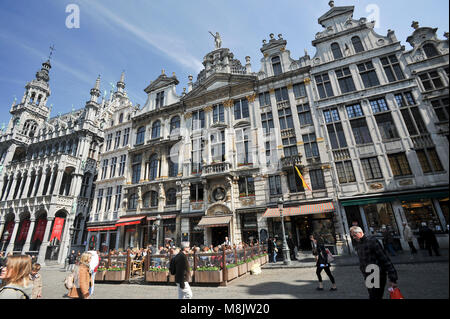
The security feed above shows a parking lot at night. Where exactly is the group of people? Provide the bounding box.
[0,252,42,299]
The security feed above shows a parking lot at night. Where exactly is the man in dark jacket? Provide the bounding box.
[350,226,398,300]
[419,222,440,256]
[169,242,192,299]
[67,250,77,272]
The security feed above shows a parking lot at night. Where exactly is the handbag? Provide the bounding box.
[389,288,404,299]
[325,248,334,263]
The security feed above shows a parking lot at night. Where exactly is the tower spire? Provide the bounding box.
[90,75,101,102]
[116,70,126,95]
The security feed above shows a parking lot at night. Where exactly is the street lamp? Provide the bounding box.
[277,198,291,265]
[1,230,10,253]
[66,226,75,269]
[152,214,161,248]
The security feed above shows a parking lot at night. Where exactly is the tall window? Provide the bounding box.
[128,193,137,210]
[151,120,161,139]
[430,98,449,122]
[351,36,365,53]
[213,104,225,123]
[119,155,126,176]
[105,187,113,211]
[293,83,307,99]
[234,99,249,120]
[272,56,282,76]
[388,153,412,177]
[350,118,373,145]
[190,183,204,202]
[210,130,225,162]
[287,168,304,193]
[358,61,380,88]
[282,137,298,157]
[315,73,334,99]
[236,127,252,165]
[238,176,255,197]
[310,169,325,190]
[96,189,104,212]
[361,157,383,180]
[114,131,121,149]
[269,175,282,195]
[149,154,159,180]
[395,92,428,136]
[114,186,122,211]
[106,133,113,151]
[346,103,364,118]
[369,97,389,114]
[275,87,289,103]
[261,111,274,135]
[336,67,356,94]
[166,188,177,205]
[119,113,124,124]
[335,161,356,184]
[101,159,108,180]
[144,191,158,208]
[416,148,444,173]
[136,126,145,145]
[168,146,179,177]
[331,42,343,59]
[419,71,444,91]
[191,137,204,174]
[375,113,399,140]
[156,91,164,108]
[297,103,313,126]
[192,110,205,130]
[278,107,294,130]
[303,133,319,159]
[422,43,439,58]
[380,55,405,83]
[170,116,180,134]
[110,157,117,178]
[324,108,347,149]
[131,154,142,184]
[123,128,130,146]
[259,92,271,107]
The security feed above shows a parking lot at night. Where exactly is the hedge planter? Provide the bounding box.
[95,270,106,282]
[238,263,247,276]
[226,266,238,281]
[105,270,126,281]
[146,270,169,282]
[246,259,255,270]
[195,270,223,283]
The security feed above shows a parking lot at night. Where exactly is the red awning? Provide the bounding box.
[263,202,335,218]
[115,216,146,227]
[147,214,177,221]
[87,226,117,232]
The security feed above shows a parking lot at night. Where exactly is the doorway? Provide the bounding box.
[211,226,228,247]
[296,216,312,251]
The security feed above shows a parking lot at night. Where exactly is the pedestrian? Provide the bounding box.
[30,263,42,299]
[350,226,398,300]
[310,235,337,291]
[381,226,396,256]
[87,250,99,296]
[223,236,231,246]
[419,222,440,256]
[67,250,77,272]
[0,255,33,299]
[169,241,192,299]
[67,252,92,299]
[402,222,417,257]
[287,235,297,261]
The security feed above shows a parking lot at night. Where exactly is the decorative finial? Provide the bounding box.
[161,69,165,75]
[172,72,176,77]
[262,39,267,44]
[269,33,275,40]
[411,21,419,30]
[304,48,309,56]
[48,44,56,61]
[278,34,283,40]
[120,71,125,83]
[188,75,193,82]
[329,0,335,7]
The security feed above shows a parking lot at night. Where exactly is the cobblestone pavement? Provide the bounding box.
[40,261,448,299]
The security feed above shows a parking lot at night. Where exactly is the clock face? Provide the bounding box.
[213,187,226,201]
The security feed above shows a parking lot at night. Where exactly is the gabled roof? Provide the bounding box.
[318,5,354,26]
[144,73,179,94]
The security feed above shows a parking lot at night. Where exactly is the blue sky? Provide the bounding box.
[0,0,448,125]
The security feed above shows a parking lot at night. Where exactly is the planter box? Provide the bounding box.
[95,270,106,282]
[105,270,126,281]
[195,270,223,283]
[169,270,193,283]
[145,271,168,282]
[238,263,247,276]
[226,266,238,281]
[247,260,254,270]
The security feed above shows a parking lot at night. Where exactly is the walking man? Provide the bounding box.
[170,242,192,299]
[402,222,417,257]
[350,226,398,300]
[419,222,441,256]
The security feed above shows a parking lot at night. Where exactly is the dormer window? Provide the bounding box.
[271,56,282,76]
[156,91,164,108]
[351,36,365,53]
[422,43,439,58]
[331,42,343,60]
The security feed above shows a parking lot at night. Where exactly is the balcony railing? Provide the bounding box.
[281,155,302,167]
[202,162,231,175]
[332,149,351,161]
[277,100,290,110]
[280,128,295,138]
[411,134,434,149]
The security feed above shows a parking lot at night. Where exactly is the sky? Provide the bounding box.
[0,0,448,125]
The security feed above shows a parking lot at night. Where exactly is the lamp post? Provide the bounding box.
[1,230,10,253]
[278,197,291,265]
[66,226,75,269]
[153,214,161,248]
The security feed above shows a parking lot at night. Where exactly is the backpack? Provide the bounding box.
[0,286,30,299]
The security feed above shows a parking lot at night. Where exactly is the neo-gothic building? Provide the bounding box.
[1,1,448,264]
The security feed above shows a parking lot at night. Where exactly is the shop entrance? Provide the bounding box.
[296,216,313,251]
[211,226,228,247]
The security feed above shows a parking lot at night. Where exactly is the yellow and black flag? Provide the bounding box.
[294,165,311,191]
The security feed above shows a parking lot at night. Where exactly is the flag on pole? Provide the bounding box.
[295,165,311,191]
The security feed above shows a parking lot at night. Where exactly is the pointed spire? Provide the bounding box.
[90,75,101,102]
[116,70,126,94]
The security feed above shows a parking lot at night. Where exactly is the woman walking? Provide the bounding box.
[0,255,33,299]
[67,252,92,299]
[310,235,337,291]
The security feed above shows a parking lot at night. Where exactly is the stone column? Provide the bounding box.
[37,217,54,265]
[21,172,32,199]
[21,217,36,253]
[70,173,83,197]
[36,171,48,197]
[6,176,17,200]
[59,217,73,264]
[0,222,5,239]
[54,169,64,196]
[17,173,28,199]
[160,148,169,178]
[6,218,19,253]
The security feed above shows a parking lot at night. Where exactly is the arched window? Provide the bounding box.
[331,43,343,59]
[423,43,439,58]
[128,193,137,209]
[136,126,145,145]
[36,95,42,105]
[149,154,159,180]
[151,120,161,139]
[30,92,35,104]
[170,116,180,134]
[22,120,38,137]
[166,188,177,206]
[351,36,365,53]
[150,191,159,207]
[271,56,282,76]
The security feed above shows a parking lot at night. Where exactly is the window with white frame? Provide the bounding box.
[114,186,122,211]
[114,131,121,149]
[236,127,252,165]
[192,110,205,130]
[234,99,249,120]
[261,111,274,135]
[324,108,347,150]
[105,187,113,211]
[269,175,282,195]
[123,128,130,146]
[278,107,294,130]
[191,137,204,174]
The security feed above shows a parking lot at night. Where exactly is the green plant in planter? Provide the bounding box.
[97,267,107,272]
[196,266,220,271]
[244,258,253,263]
[107,266,125,271]
[237,261,245,265]
[226,263,237,269]
[148,266,169,272]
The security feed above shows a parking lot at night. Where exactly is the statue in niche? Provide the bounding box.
[209,31,222,49]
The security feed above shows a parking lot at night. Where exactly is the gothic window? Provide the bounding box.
[331,42,343,59]
[22,120,38,137]
[351,36,365,53]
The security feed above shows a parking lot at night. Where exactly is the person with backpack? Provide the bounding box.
[67,252,92,299]
[0,255,33,299]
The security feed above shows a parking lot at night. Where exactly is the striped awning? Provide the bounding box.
[263,202,335,218]
[115,216,146,227]
[87,226,117,232]
[147,214,177,221]
[197,215,232,228]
